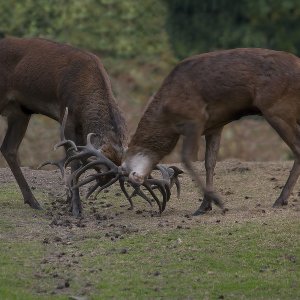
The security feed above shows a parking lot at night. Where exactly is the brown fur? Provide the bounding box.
[124,48,300,214]
[0,36,127,216]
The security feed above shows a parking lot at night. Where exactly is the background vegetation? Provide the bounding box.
[165,0,300,58]
[0,0,299,166]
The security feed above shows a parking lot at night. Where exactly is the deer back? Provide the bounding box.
[0,37,127,164]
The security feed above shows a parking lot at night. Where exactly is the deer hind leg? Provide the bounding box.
[198,127,223,213]
[0,110,41,209]
[178,121,224,215]
[264,111,300,207]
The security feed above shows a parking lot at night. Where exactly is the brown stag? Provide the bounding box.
[0,36,127,217]
[121,48,300,215]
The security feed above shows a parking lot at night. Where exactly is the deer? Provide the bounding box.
[0,36,128,217]
[118,48,300,215]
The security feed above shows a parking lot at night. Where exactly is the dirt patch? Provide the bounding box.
[1,160,300,296]
[1,160,300,233]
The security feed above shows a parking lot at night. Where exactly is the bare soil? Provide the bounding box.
[1,159,299,235]
[1,160,300,297]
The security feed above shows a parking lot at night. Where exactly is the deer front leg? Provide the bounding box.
[0,111,41,209]
[179,121,224,215]
[273,159,300,207]
[69,159,82,217]
[61,113,83,217]
[198,128,223,213]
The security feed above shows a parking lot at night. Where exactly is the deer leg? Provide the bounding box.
[63,128,83,217]
[264,113,300,207]
[179,121,224,215]
[0,111,41,209]
[274,160,300,206]
[199,128,223,213]
[69,160,82,217]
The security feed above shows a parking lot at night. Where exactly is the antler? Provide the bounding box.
[37,107,77,177]
[40,108,183,214]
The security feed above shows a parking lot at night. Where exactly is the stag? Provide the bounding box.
[120,48,300,215]
[0,36,127,217]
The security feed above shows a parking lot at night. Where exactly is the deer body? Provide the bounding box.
[123,48,300,214]
[0,37,127,216]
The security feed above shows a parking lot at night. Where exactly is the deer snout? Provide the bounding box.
[120,161,144,185]
[129,171,145,185]
[122,153,152,185]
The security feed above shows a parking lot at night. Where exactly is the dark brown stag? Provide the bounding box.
[121,48,300,215]
[0,36,127,216]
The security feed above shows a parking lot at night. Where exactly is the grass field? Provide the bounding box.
[0,161,299,299]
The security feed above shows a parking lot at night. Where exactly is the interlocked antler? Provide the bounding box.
[40,108,183,214]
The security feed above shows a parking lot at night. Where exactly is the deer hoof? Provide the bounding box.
[192,197,213,216]
[72,208,82,218]
[26,198,42,210]
[273,198,288,207]
[192,206,210,216]
[199,198,213,212]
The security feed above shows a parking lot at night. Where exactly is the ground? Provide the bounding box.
[0,160,299,299]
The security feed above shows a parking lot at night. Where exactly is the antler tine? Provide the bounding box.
[37,157,66,178]
[64,141,118,171]
[86,182,99,200]
[71,160,114,183]
[155,165,183,199]
[72,171,111,190]
[64,151,94,168]
[78,133,118,170]
[86,132,96,148]
[172,176,181,198]
[135,188,154,207]
[142,181,164,215]
[119,177,134,209]
[153,164,183,199]
[39,107,82,184]
[54,140,78,152]
[119,177,153,209]
[147,178,171,201]
[155,165,171,181]
[145,178,170,212]
[168,166,184,198]
[53,107,78,152]
[87,175,119,199]
[168,165,184,177]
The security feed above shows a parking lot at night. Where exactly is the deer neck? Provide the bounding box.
[80,94,128,165]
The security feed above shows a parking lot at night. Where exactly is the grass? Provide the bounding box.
[0,183,299,299]
[83,222,300,299]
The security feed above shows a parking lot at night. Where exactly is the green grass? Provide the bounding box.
[82,223,300,299]
[0,183,299,299]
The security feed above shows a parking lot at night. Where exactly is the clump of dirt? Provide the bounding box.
[2,160,300,233]
[1,159,300,296]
